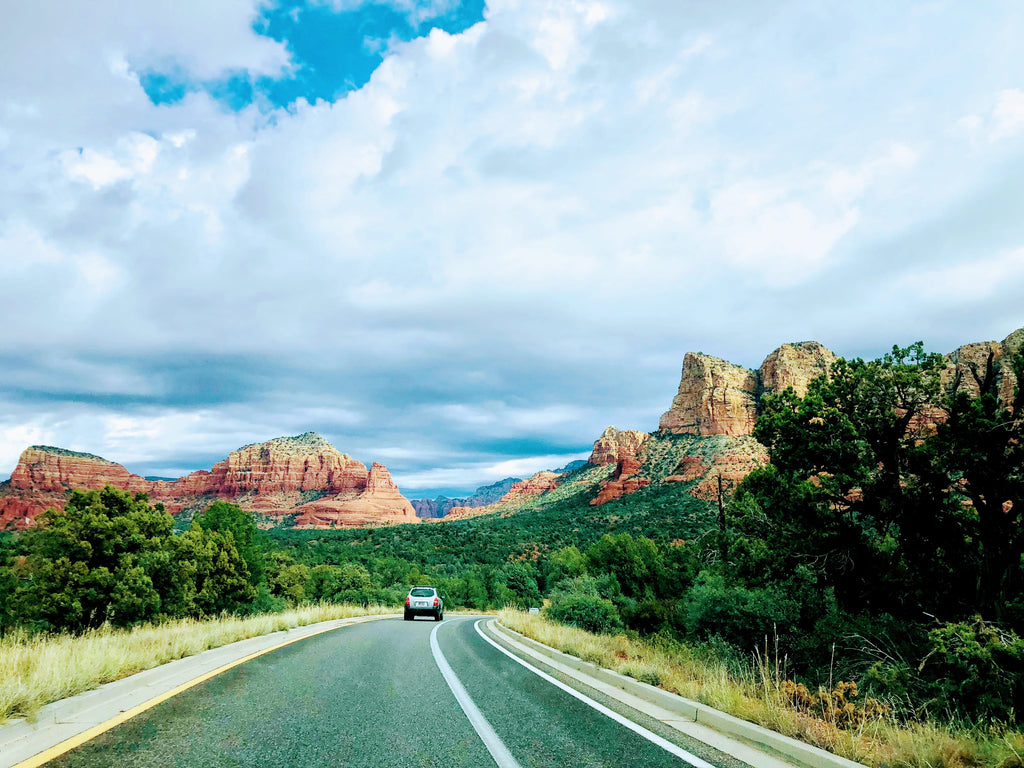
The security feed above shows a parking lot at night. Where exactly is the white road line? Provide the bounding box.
[474,620,718,768]
[430,622,523,768]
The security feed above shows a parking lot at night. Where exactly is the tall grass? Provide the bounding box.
[498,610,1024,768]
[0,604,395,723]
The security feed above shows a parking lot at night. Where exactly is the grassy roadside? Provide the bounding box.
[498,610,1024,768]
[0,604,397,724]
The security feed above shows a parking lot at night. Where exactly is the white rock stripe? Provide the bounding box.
[474,620,718,768]
[429,623,523,768]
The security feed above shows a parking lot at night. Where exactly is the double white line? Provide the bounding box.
[429,619,716,768]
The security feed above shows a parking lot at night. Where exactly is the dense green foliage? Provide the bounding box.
[725,342,1024,722]
[2,489,257,632]
[1,338,1020,727]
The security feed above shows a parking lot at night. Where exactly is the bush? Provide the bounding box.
[545,592,623,634]
[679,573,801,651]
[545,576,624,634]
[919,618,1024,722]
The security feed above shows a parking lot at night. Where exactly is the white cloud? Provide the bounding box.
[393,452,590,491]
[0,424,55,475]
[2,0,1024,490]
[990,89,1024,141]
[901,248,1024,302]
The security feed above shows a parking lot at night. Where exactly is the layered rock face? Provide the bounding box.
[10,447,152,494]
[658,353,759,436]
[588,426,649,466]
[942,329,1022,409]
[172,432,368,498]
[0,433,418,530]
[588,426,652,505]
[292,462,418,528]
[759,342,837,398]
[444,471,563,520]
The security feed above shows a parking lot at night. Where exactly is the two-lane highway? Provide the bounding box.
[41,617,747,767]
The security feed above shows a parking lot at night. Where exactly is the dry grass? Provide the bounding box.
[498,610,1023,768]
[0,604,395,723]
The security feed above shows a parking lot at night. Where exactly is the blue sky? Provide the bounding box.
[141,0,485,110]
[1,1,1024,497]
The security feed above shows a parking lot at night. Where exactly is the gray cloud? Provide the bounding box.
[2,0,1023,496]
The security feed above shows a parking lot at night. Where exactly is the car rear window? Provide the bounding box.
[410,588,435,597]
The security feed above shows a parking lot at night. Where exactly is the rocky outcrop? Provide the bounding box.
[175,432,368,497]
[0,434,418,530]
[943,329,1022,410]
[588,427,652,505]
[499,472,561,504]
[588,426,649,466]
[759,342,836,398]
[291,463,418,528]
[591,455,651,505]
[10,447,152,495]
[444,471,564,520]
[659,353,759,436]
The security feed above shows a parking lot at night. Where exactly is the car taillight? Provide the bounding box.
[433,598,439,607]
[405,597,410,606]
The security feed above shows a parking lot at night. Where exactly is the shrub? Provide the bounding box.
[545,592,623,634]
[919,618,1024,722]
[545,576,624,634]
[679,573,801,651]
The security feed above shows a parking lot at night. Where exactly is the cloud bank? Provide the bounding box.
[2,1,1023,495]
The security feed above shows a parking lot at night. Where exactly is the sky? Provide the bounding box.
[2,1,1024,498]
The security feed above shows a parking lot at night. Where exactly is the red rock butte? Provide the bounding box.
[0,432,419,530]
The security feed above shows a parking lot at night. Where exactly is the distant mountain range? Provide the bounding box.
[2,327,1020,531]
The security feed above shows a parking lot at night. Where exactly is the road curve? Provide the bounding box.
[41,617,746,768]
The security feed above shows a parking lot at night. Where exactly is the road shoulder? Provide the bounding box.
[485,619,867,768]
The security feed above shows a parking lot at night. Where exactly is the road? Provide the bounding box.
[42,617,749,768]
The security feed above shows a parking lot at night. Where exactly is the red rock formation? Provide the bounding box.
[291,463,418,528]
[759,341,837,398]
[174,433,369,498]
[499,472,561,504]
[0,434,418,530]
[659,353,758,436]
[0,494,49,530]
[942,329,1021,410]
[10,447,152,494]
[588,426,649,466]
[688,443,770,500]
[591,456,651,505]
[444,470,563,520]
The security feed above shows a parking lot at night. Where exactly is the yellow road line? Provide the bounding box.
[12,615,388,768]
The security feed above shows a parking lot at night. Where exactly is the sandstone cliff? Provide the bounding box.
[10,447,153,495]
[759,341,837,398]
[0,433,418,530]
[658,353,759,436]
[588,426,649,466]
[942,329,1022,409]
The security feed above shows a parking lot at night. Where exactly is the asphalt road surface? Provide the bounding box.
[44,617,750,768]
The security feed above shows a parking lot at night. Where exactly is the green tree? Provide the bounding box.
[167,524,256,617]
[929,347,1024,622]
[12,487,175,631]
[586,533,662,600]
[265,552,310,604]
[194,502,266,587]
[501,561,541,608]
